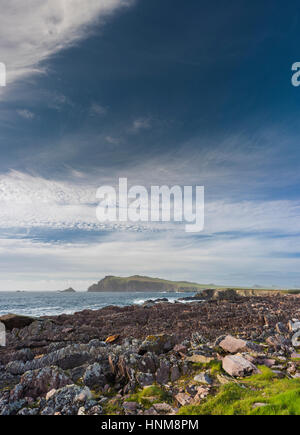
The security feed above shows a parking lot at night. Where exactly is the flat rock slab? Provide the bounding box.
[0,314,37,331]
[219,336,261,353]
[292,331,300,348]
[219,336,248,353]
[175,393,192,406]
[288,321,300,333]
[194,373,213,385]
[222,354,259,377]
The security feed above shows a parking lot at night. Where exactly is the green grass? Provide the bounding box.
[189,360,223,380]
[125,385,171,409]
[103,398,123,415]
[178,367,300,415]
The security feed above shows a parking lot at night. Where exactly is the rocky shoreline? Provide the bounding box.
[0,292,300,415]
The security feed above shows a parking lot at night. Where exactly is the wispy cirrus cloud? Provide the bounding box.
[17,109,35,120]
[1,170,300,237]
[0,0,134,91]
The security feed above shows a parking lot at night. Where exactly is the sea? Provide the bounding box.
[0,291,197,317]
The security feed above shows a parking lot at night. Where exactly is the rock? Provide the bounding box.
[70,366,86,383]
[60,288,76,293]
[77,407,85,415]
[0,400,27,416]
[83,363,106,389]
[266,335,289,351]
[46,389,57,401]
[222,355,259,377]
[43,385,84,415]
[156,360,170,385]
[191,332,208,345]
[123,402,138,413]
[153,403,174,414]
[136,373,154,387]
[200,289,243,301]
[41,406,55,415]
[86,405,103,415]
[292,331,300,348]
[54,347,91,370]
[75,387,92,403]
[15,348,34,362]
[144,407,158,415]
[194,372,213,385]
[219,336,261,353]
[6,360,26,376]
[288,320,300,333]
[139,334,175,355]
[175,393,192,407]
[287,363,297,375]
[10,366,71,401]
[214,335,227,347]
[185,355,214,364]
[13,344,92,374]
[17,408,39,415]
[173,344,187,355]
[275,322,288,334]
[170,365,180,382]
[261,359,276,368]
[0,314,37,331]
[191,385,211,403]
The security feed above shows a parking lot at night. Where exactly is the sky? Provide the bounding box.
[1,0,300,290]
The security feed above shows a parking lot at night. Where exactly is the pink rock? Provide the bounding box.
[219,336,248,353]
[222,354,259,377]
[175,393,192,406]
[153,403,174,414]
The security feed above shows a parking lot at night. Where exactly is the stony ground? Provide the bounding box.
[0,294,300,415]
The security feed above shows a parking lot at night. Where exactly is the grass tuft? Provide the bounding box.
[178,367,300,415]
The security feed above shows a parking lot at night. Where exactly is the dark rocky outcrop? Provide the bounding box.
[0,314,37,331]
[197,288,284,301]
[59,288,76,293]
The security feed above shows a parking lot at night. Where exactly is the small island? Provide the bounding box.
[59,287,76,293]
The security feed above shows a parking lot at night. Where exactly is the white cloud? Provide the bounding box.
[131,117,152,132]
[1,170,300,290]
[90,103,107,117]
[105,136,120,145]
[1,170,300,235]
[1,230,300,291]
[0,0,134,90]
[17,109,35,120]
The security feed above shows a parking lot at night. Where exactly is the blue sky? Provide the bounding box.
[1,0,300,290]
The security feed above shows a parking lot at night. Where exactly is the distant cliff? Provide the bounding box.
[87,275,202,293]
[197,288,286,301]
